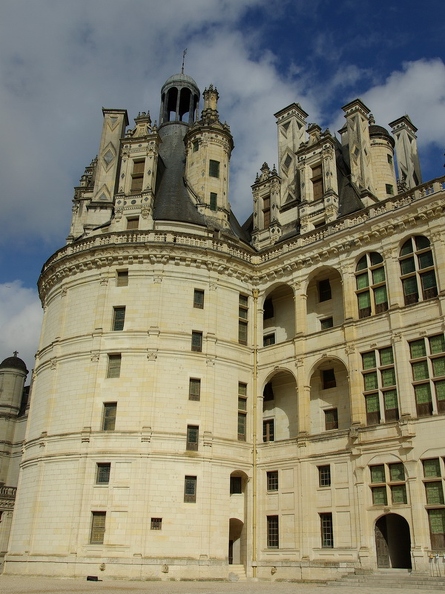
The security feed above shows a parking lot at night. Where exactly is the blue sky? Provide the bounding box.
[0,0,444,372]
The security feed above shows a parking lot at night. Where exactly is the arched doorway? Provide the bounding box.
[228,518,244,565]
[375,514,411,569]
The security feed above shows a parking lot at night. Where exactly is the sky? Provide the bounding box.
[0,0,444,375]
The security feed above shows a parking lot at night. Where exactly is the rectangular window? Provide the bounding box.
[193,140,199,152]
[428,509,445,550]
[116,270,128,286]
[90,512,106,544]
[96,463,111,485]
[312,164,324,201]
[267,515,279,548]
[209,159,220,178]
[126,216,139,230]
[425,482,444,505]
[186,425,199,451]
[238,383,247,441]
[102,402,117,431]
[184,476,197,503]
[423,458,441,478]
[263,196,271,228]
[238,294,248,345]
[107,354,121,378]
[385,184,394,195]
[362,347,398,424]
[230,476,242,494]
[193,288,204,309]
[267,471,279,491]
[112,306,126,331]
[321,317,333,330]
[322,369,336,389]
[263,419,274,442]
[189,378,201,401]
[370,464,385,483]
[324,408,338,430]
[320,513,333,548]
[372,486,388,505]
[318,465,331,487]
[150,517,162,530]
[318,279,331,302]
[263,333,275,347]
[191,331,202,352]
[130,159,145,193]
[210,192,217,211]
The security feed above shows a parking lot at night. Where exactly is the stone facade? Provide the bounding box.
[3,72,445,581]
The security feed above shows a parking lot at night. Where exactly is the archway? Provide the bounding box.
[228,518,244,565]
[375,514,411,569]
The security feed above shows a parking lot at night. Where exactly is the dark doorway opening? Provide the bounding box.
[375,514,411,569]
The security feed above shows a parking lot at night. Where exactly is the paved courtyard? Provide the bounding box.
[1,575,445,594]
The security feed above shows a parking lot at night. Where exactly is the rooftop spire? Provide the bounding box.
[181,48,187,74]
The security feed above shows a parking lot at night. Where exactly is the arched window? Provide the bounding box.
[355,252,388,318]
[399,236,437,305]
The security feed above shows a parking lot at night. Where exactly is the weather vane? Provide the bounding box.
[181,48,187,74]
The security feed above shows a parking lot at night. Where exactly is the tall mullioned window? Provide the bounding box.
[362,346,398,425]
[355,252,388,318]
[112,307,126,331]
[422,458,445,549]
[409,334,445,417]
[238,294,248,345]
[369,463,407,506]
[90,512,106,544]
[320,513,333,548]
[238,382,247,441]
[267,515,279,548]
[399,236,437,305]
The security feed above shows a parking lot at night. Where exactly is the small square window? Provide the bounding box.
[322,369,336,389]
[191,331,203,352]
[112,307,126,331]
[267,471,278,491]
[193,289,204,309]
[96,463,111,485]
[318,279,332,302]
[150,517,162,530]
[126,217,139,230]
[318,465,331,487]
[116,270,128,286]
[321,317,333,330]
[263,333,275,347]
[184,476,197,503]
[107,354,121,378]
[186,425,199,451]
[102,402,117,431]
[189,378,201,401]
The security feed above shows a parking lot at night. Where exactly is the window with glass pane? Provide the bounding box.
[412,360,429,381]
[423,459,441,477]
[324,408,338,430]
[366,394,380,425]
[430,335,445,354]
[389,463,405,482]
[435,381,445,412]
[364,372,378,391]
[400,236,437,305]
[189,378,201,401]
[90,512,106,544]
[184,476,197,502]
[209,159,220,178]
[410,339,426,359]
[193,289,204,309]
[356,252,388,317]
[372,487,387,505]
[238,383,247,440]
[384,390,399,421]
[415,384,433,416]
[425,482,444,504]
[267,471,279,491]
[96,463,111,484]
[239,294,248,345]
[381,368,396,387]
[263,419,274,442]
[362,352,376,369]
[380,347,394,366]
[191,331,202,352]
[107,354,121,378]
[102,403,117,431]
[320,513,334,548]
[432,358,445,377]
[267,515,279,548]
[428,509,445,549]
[391,484,407,504]
[186,425,199,450]
[112,307,125,331]
[318,465,331,487]
[370,465,385,483]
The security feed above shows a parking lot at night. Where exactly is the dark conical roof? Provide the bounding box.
[0,354,28,373]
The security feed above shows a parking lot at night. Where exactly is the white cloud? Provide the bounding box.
[0,282,42,377]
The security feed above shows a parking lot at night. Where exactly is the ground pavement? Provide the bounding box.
[1,576,445,594]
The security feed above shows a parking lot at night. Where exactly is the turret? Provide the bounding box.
[0,353,28,417]
[389,115,422,191]
[184,85,234,228]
